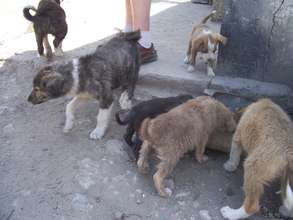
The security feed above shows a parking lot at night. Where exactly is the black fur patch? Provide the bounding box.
[116,94,194,160]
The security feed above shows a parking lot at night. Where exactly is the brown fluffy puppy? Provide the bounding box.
[221,99,293,220]
[137,96,236,197]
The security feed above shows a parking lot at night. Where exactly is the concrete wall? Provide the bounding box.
[217,0,293,89]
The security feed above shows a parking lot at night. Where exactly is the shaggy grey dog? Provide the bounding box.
[28,30,141,139]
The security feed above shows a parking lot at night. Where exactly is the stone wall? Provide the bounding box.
[217,0,293,89]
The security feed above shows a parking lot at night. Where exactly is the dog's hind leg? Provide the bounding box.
[53,37,64,56]
[35,32,44,56]
[137,140,152,174]
[63,96,85,133]
[195,137,209,163]
[184,40,192,64]
[124,125,135,146]
[153,150,180,197]
[224,140,242,172]
[221,153,285,220]
[43,35,53,59]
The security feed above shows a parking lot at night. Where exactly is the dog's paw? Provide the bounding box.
[183,56,190,64]
[119,92,132,110]
[279,205,293,217]
[158,187,172,198]
[54,47,64,56]
[137,159,149,174]
[223,161,238,172]
[63,121,74,133]
[63,126,72,133]
[207,69,215,77]
[89,128,105,140]
[187,65,195,72]
[196,154,208,164]
[221,206,239,220]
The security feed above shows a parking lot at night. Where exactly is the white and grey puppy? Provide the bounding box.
[28,30,141,139]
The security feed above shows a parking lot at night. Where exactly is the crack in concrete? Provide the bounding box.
[265,0,285,75]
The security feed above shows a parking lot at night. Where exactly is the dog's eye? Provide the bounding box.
[34,87,40,92]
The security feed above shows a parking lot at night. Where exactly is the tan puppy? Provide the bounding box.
[184,10,227,76]
[221,99,293,220]
[137,96,236,197]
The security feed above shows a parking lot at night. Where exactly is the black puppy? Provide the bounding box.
[116,94,193,160]
[23,0,67,59]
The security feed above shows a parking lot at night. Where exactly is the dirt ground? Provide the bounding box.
[0,1,287,220]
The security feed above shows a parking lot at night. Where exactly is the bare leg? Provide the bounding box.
[224,141,242,172]
[130,0,151,32]
[137,140,152,174]
[125,0,133,29]
[90,103,113,140]
[63,96,85,133]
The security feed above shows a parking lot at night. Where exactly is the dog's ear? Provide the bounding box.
[212,33,227,46]
[41,73,65,97]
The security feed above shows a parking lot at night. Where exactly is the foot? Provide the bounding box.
[137,158,149,174]
[223,160,238,172]
[89,127,105,140]
[138,43,158,64]
[184,55,190,64]
[63,123,74,133]
[279,205,293,218]
[196,154,208,163]
[187,65,195,72]
[54,47,64,56]
[221,206,250,220]
[207,68,215,77]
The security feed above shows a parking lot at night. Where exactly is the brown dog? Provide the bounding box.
[184,10,227,76]
[137,96,236,197]
[221,99,293,220]
[23,0,67,59]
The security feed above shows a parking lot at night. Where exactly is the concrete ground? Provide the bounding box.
[0,0,286,220]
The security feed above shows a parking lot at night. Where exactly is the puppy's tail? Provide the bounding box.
[281,159,293,212]
[122,30,141,42]
[115,111,129,125]
[201,10,216,24]
[139,118,152,141]
[23,6,37,22]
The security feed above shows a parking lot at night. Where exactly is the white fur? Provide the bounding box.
[90,103,113,140]
[67,59,79,96]
[54,43,64,56]
[187,65,195,72]
[119,91,132,110]
[63,96,80,132]
[284,180,293,211]
[221,206,250,220]
[207,66,215,77]
[184,55,190,64]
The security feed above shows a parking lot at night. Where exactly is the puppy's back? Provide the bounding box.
[237,99,293,152]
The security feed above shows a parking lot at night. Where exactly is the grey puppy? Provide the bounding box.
[28,30,141,139]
